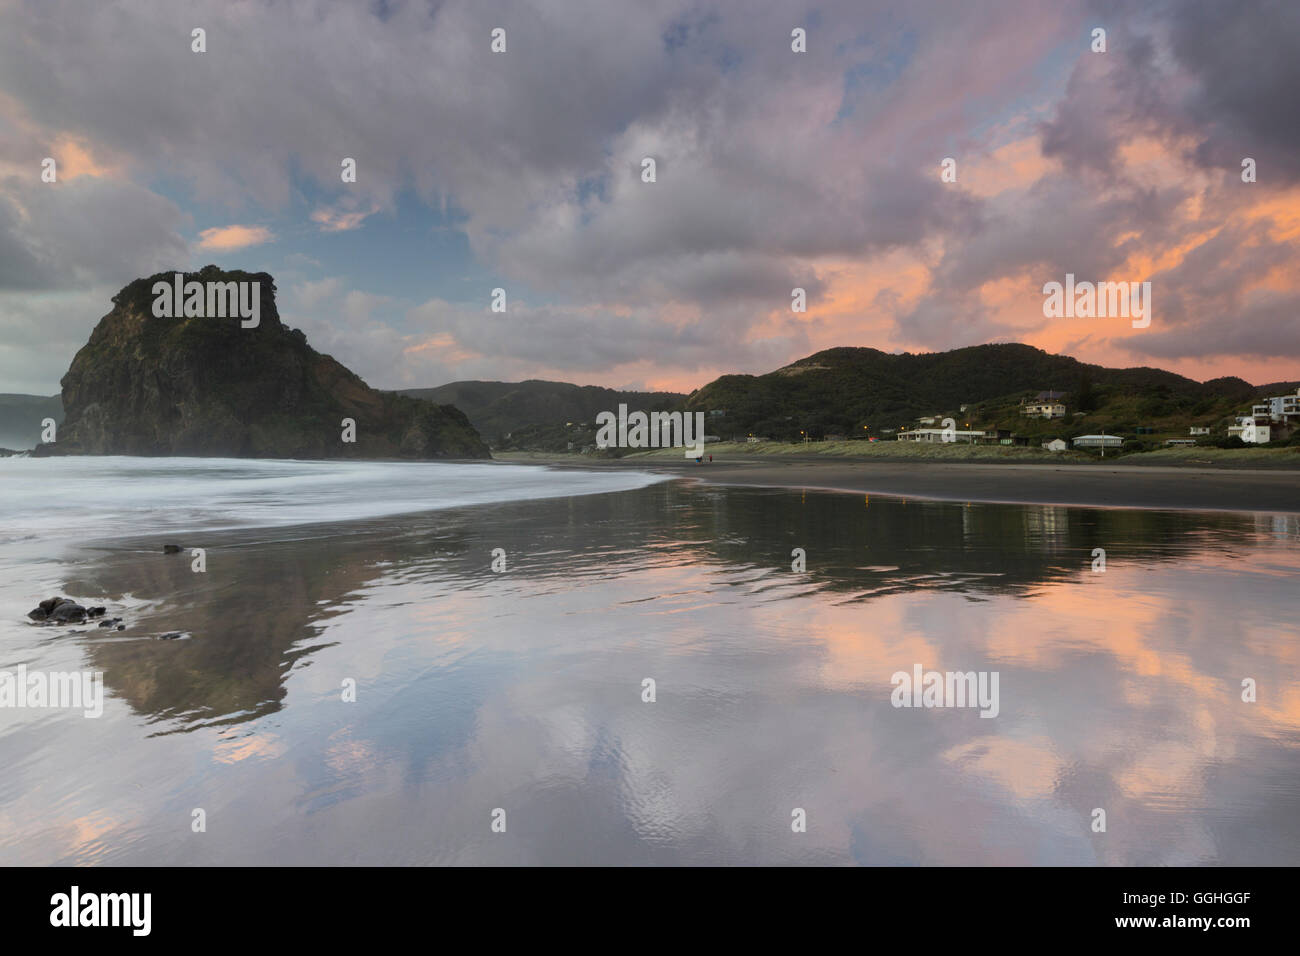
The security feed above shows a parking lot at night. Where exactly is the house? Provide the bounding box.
[1165,438,1197,446]
[1041,438,1068,452]
[897,428,986,443]
[1020,398,1067,419]
[1228,417,1272,444]
[745,436,769,443]
[1253,388,1300,421]
[916,416,939,426]
[1189,426,1210,435]
[1072,434,1123,449]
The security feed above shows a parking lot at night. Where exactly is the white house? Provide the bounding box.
[1041,438,1068,452]
[1165,438,1197,446]
[1072,434,1122,449]
[897,428,986,444]
[1228,417,1272,444]
[1189,426,1210,435]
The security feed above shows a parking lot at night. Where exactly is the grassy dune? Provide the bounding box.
[622,440,1088,462]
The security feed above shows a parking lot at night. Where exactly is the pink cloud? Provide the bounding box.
[195,225,274,251]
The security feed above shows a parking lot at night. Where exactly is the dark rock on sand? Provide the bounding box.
[163,544,182,554]
[28,596,87,623]
[50,601,87,623]
[158,632,183,640]
[87,606,106,617]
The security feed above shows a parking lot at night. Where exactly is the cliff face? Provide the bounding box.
[43,266,490,459]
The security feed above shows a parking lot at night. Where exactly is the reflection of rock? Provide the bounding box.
[61,484,1260,732]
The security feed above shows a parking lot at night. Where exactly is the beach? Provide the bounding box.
[2,456,1298,865]
[500,454,1300,514]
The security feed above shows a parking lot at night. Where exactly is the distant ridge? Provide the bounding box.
[0,393,62,451]
[397,380,686,443]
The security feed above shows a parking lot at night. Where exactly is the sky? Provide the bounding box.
[1,0,1298,396]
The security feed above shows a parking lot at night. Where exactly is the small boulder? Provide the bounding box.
[49,601,87,623]
[28,596,80,622]
[87,606,106,618]
[162,544,182,554]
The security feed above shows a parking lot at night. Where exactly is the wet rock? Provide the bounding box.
[97,617,123,628]
[163,544,182,554]
[49,601,88,623]
[158,632,183,640]
[116,624,125,631]
[87,606,106,618]
[28,596,86,623]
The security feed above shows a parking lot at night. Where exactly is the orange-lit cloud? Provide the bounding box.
[196,224,275,251]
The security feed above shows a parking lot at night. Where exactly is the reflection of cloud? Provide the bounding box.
[213,732,287,765]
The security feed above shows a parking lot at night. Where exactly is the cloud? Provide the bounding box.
[0,0,1297,389]
[195,224,274,251]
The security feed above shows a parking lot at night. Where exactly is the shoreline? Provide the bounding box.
[499,453,1300,514]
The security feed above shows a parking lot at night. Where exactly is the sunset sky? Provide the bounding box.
[1,0,1297,396]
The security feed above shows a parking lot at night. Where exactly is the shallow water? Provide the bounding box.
[1,458,1298,864]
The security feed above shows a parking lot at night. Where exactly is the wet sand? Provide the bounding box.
[512,456,1300,513]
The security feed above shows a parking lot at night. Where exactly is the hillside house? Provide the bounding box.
[1020,392,1067,419]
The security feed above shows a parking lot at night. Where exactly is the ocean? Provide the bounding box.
[1,456,1297,864]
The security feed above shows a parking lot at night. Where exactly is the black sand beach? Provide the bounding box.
[510,456,1300,514]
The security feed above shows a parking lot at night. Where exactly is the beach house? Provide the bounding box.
[1071,434,1122,450]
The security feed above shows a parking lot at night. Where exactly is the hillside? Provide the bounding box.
[685,344,1287,443]
[398,380,685,445]
[38,266,490,459]
[0,393,63,451]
